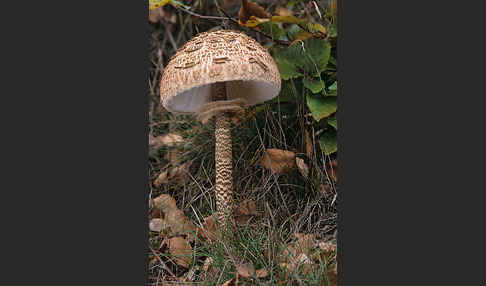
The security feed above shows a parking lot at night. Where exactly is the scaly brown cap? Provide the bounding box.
[160,30,281,114]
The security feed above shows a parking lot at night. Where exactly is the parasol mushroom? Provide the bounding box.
[160,29,281,225]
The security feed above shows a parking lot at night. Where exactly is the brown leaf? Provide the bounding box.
[168,236,192,268]
[149,7,166,23]
[296,157,309,178]
[149,218,167,232]
[234,199,259,225]
[153,170,169,187]
[161,133,184,146]
[152,194,198,241]
[198,215,217,243]
[154,162,191,187]
[201,257,220,278]
[276,7,293,17]
[262,149,295,174]
[238,0,270,25]
[202,257,213,272]
[168,162,190,183]
[149,133,183,155]
[280,233,318,274]
[319,241,337,260]
[255,267,268,278]
[294,233,316,256]
[237,263,255,278]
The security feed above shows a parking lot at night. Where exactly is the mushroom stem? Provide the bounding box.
[212,82,234,225]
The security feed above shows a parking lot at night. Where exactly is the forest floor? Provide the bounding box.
[148,1,338,285]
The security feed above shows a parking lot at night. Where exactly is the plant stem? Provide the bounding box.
[212,82,234,225]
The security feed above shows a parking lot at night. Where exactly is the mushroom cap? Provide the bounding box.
[160,30,281,114]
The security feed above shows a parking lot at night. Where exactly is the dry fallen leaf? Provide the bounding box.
[168,236,192,268]
[319,241,337,259]
[153,170,168,187]
[198,215,217,243]
[262,149,295,174]
[152,194,198,241]
[201,257,220,278]
[234,199,259,225]
[294,233,316,257]
[149,218,167,232]
[280,233,318,274]
[202,257,213,272]
[149,6,174,23]
[168,162,190,183]
[149,133,184,155]
[238,0,270,24]
[153,162,191,187]
[296,157,309,178]
[255,267,268,278]
[161,133,184,146]
[237,263,255,278]
[276,7,293,17]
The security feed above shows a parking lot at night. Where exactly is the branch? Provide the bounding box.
[175,3,291,46]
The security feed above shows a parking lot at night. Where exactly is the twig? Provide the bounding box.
[175,6,228,20]
[175,3,291,46]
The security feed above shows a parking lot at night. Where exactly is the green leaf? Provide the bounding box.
[303,77,324,93]
[275,57,302,80]
[330,23,338,37]
[287,24,302,40]
[327,114,337,129]
[328,81,337,91]
[319,129,337,155]
[304,38,331,76]
[260,23,285,41]
[274,46,303,80]
[306,95,337,121]
[328,57,337,67]
[275,38,331,79]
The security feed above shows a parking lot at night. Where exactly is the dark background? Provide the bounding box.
[1,0,483,284]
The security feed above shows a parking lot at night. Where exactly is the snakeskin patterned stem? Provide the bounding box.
[212,82,234,225]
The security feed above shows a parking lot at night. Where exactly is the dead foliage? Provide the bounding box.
[238,0,270,24]
[152,194,198,242]
[261,149,296,174]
